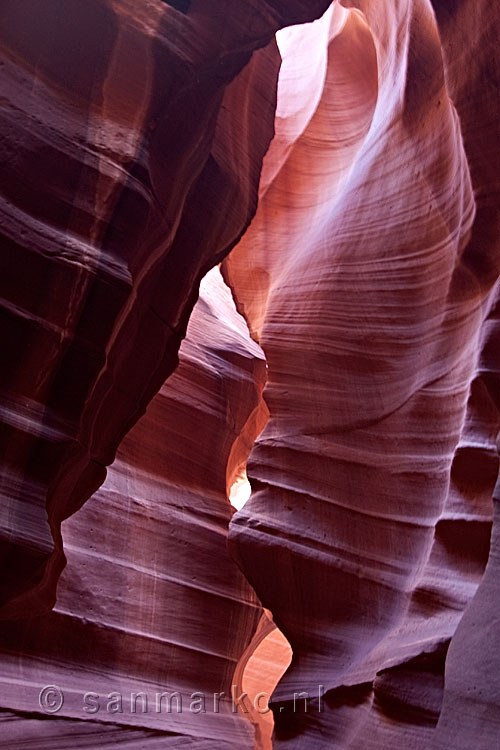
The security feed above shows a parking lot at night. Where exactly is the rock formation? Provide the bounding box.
[224,1,500,747]
[0,267,269,747]
[0,0,331,620]
[1,0,500,748]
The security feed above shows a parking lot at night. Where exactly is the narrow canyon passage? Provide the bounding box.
[0,1,500,749]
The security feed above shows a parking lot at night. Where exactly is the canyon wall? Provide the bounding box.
[224,1,500,747]
[0,268,269,747]
[0,0,331,620]
[1,1,500,748]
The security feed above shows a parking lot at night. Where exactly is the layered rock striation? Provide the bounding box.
[0,0,330,619]
[225,1,500,746]
[0,268,269,746]
[1,1,500,748]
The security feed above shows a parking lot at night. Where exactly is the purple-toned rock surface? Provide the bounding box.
[224,1,500,747]
[0,268,269,746]
[0,0,331,620]
[1,1,500,748]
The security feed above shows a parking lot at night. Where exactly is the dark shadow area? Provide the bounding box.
[161,0,190,13]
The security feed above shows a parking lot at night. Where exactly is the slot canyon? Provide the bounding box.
[0,1,499,748]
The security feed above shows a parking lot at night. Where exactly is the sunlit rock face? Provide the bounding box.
[0,268,269,747]
[225,0,500,747]
[0,0,331,619]
[1,0,500,749]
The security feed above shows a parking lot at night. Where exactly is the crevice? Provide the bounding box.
[160,0,190,14]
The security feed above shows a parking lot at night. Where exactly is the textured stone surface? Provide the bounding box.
[1,0,500,748]
[0,0,330,619]
[224,1,500,746]
[0,268,268,746]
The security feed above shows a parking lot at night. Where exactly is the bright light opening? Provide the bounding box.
[229,472,252,510]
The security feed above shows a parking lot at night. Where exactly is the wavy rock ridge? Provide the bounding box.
[0,268,269,747]
[0,0,330,619]
[1,1,500,749]
[225,1,500,747]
